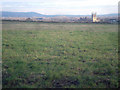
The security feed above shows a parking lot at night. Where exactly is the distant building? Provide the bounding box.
[92,12,100,22]
[109,19,117,23]
[36,18,43,20]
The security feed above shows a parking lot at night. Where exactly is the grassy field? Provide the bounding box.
[2,21,118,88]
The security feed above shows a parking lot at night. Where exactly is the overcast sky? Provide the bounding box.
[1,0,119,15]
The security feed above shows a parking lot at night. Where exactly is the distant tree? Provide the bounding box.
[26,18,32,21]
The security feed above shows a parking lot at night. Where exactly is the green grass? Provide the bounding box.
[2,21,118,88]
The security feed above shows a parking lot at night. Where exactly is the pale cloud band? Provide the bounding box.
[1,0,119,15]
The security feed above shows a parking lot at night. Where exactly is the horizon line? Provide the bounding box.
[1,11,118,16]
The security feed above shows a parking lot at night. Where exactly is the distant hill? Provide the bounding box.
[1,11,118,17]
[1,11,45,17]
[98,13,118,17]
[1,11,91,17]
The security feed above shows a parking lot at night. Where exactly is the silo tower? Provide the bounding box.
[92,12,97,22]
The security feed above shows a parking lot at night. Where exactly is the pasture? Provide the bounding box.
[2,21,118,88]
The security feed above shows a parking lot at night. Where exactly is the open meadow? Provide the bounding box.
[2,21,118,88]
